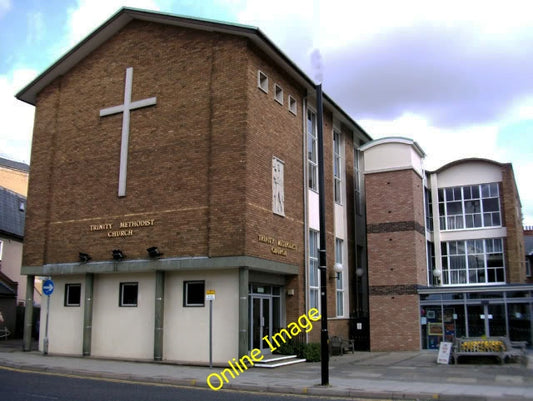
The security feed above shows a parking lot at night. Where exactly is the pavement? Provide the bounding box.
[0,339,532,401]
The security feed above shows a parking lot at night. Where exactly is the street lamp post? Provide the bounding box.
[316,83,329,386]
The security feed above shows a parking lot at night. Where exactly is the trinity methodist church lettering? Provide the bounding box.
[89,219,156,237]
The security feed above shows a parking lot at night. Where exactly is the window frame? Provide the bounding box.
[308,230,320,312]
[288,95,297,115]
[184,280,206,307]
[274,84,283,104]
[438,183,501,231]
[258,71,268,93]
[64,283,81,307]
[354,147,363,216]
[441,238,505,286]
[335,238,344,317]
[119,282,139,307]
[333,130,342,205]
[307,109,318,191]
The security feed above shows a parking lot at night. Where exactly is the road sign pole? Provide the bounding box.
[42,278,55,355]
[209,299,213,368]
[44,293,50,355]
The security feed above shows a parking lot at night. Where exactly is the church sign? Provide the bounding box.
[257,234,297,257]
[89,219,156,238]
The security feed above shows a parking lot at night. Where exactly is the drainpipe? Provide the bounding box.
[23,275,35,352]
[82,273,94,356]
[154,270,165,361]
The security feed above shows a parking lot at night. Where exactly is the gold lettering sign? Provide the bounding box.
[88,219,156,237]
[258,234,297,257]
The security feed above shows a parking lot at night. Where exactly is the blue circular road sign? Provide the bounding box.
[43,279,55,296]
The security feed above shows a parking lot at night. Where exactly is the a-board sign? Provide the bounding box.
[206,289,216,301]
[437,341,453,364]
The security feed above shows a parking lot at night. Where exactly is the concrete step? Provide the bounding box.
[254,354,307,368]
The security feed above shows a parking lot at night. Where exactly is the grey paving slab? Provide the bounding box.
[0,340,532,400]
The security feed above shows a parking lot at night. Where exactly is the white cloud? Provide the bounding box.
[358,114,504,169]
[0,0,11,19]
[65,0,160,48]
[0,69,38,163]
[26,11,45,45]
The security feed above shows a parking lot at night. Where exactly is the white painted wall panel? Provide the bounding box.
[163,269,239,364]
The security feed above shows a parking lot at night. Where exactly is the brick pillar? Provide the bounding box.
[365,169,427,351]
[501,164,526,283]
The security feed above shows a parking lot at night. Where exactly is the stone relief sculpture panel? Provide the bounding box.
[272,157,285,216]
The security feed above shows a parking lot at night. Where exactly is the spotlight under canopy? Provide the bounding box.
[112,249,125,261]
[147,246,163,258]
[79,252,91,263]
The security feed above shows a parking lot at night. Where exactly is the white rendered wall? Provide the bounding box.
[163,269,239,364]
[436,161,502,188]
[440,227,507,242]
[39,275,85,355]
[91,272,155,360]
[363,142,424,177]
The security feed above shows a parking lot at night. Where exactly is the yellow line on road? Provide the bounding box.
[0,364,204,390]
[0,364,392,400]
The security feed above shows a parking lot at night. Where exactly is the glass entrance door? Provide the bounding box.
[251,296,272,353]
[467,303,508,337]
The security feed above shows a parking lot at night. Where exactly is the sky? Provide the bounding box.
[0,0,532,224]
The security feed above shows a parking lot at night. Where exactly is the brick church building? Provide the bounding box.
[16,8,531,363]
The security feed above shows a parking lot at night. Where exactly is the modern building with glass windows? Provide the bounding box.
[360,137,531,351]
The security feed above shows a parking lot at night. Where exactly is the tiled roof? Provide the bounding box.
[525,234,533,255]
[0,186,26,239]
[0,281,16,296]
[0,157,29,172]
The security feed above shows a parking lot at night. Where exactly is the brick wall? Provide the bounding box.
[22,21,306,267]
[23,18,358,343]
[501,164,526,283]
[369,294,420,351]
[365,168,426,351]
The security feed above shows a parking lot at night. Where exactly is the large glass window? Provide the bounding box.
[309,230,319,311]
[307,110,318,191]
[438,183,501,230]
[441,238,505,285]
[333,131,342,204]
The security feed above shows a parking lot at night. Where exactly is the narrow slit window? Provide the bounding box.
[274,84,283,104]
[288,95,297,115]
[258,71,268,93]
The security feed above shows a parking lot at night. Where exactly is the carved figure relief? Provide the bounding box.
[272,157,285,216]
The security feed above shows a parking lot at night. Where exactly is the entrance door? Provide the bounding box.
[251,296,272,353]
[467,303,507,337]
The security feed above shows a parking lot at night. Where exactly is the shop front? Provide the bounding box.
[419,285,533,349]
